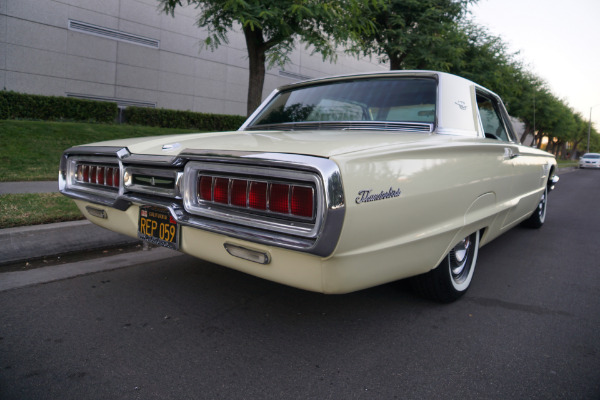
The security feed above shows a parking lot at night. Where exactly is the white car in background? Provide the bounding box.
[578,153,600,168]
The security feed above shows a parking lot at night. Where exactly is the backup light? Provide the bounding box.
[224,243,271,264]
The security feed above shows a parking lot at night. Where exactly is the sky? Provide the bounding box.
[468,0,600,131]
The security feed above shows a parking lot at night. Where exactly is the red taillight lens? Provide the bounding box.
[75,163,119,188]
[106,167,114,187]
[194,173,314,219]
[214,177,229,204]
[231,179,248,207]
[269,183,290,214]
[249,181,267,210]
[291,185,314,218]
[97,167,105,185]
[198,176,213,201]
[90,166,97,184]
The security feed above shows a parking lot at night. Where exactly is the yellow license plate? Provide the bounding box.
[138,206,179,250]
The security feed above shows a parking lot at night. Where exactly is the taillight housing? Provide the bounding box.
[75,162,120,189]
[196,175,314,219]
[183,161,324,239]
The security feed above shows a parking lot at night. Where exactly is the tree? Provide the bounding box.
[159,0,378,116]
[348,0,473,71]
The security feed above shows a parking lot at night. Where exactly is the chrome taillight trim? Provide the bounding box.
[63,155,121,199]
[183,162,323,238]
[59,146,346,256]
[197,175,315,219]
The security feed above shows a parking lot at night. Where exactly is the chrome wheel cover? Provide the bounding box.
[449,234,476,286]
[537,188,547,223]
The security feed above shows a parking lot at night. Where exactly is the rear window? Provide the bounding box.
[250,77,437,126]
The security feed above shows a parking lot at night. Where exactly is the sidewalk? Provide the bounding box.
[0,181,58,194]
[0,181,139,265]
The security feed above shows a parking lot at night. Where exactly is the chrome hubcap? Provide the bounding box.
[538,188,547,222]
[450,236,472,283]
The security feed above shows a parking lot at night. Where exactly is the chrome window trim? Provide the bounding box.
[240,72,440,133]
[244,121,433,133]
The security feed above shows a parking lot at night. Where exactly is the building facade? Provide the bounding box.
[1,0,387,116]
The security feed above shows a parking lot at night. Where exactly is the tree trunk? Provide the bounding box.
[547,139,556,155]
[520,126,533,144]
[534,134,543,149]
[571,139,582,159]
[243,26,267,117]
[388,52,404,70]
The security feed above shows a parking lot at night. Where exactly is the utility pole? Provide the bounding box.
[588,104,600,154]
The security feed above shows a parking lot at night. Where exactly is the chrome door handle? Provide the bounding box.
[504,148,519,160]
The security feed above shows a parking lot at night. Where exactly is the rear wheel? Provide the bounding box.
[411,231,480,303]
[522,185,547,229]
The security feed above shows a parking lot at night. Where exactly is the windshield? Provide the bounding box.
[583,154,600,159]
[249,77,437,127]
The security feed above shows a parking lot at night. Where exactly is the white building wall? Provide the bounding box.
[0,0,387,116]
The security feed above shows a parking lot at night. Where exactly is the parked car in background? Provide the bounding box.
[59,71,558,302]
[578,153,600,168]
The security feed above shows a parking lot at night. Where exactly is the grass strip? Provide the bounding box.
[0,193,84,229]
[0,120,198,182]
[557,159,578,168]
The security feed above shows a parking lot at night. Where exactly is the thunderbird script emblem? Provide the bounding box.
[356,187,401,204]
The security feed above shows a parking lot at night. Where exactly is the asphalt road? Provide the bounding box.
[1,169,599,400]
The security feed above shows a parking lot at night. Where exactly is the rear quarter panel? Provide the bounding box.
[320,136,551,292]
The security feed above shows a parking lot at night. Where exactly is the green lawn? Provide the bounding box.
[0,120,198,182]
[557,159,578,168]
[0,193,84,229]
[0,120,200,228]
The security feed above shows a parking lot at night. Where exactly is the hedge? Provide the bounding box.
[0,91,247,131]
[123,106,246,131]
[0,91,117,123]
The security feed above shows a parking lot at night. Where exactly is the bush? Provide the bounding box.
[123,106,246,131]
[0,95,8,120]
[0,91,247,131]
[0,91,118,123]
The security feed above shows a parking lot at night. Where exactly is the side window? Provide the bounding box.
[476,93,510,141]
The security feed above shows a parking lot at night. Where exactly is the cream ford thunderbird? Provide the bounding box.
[59,71,558,302]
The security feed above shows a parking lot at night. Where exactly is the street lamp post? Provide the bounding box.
[588,104,600,154]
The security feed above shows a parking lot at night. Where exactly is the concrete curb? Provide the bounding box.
[0,246,178,292]
[0,220,139,265]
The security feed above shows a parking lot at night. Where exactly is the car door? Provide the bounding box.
[475,90,540,228]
